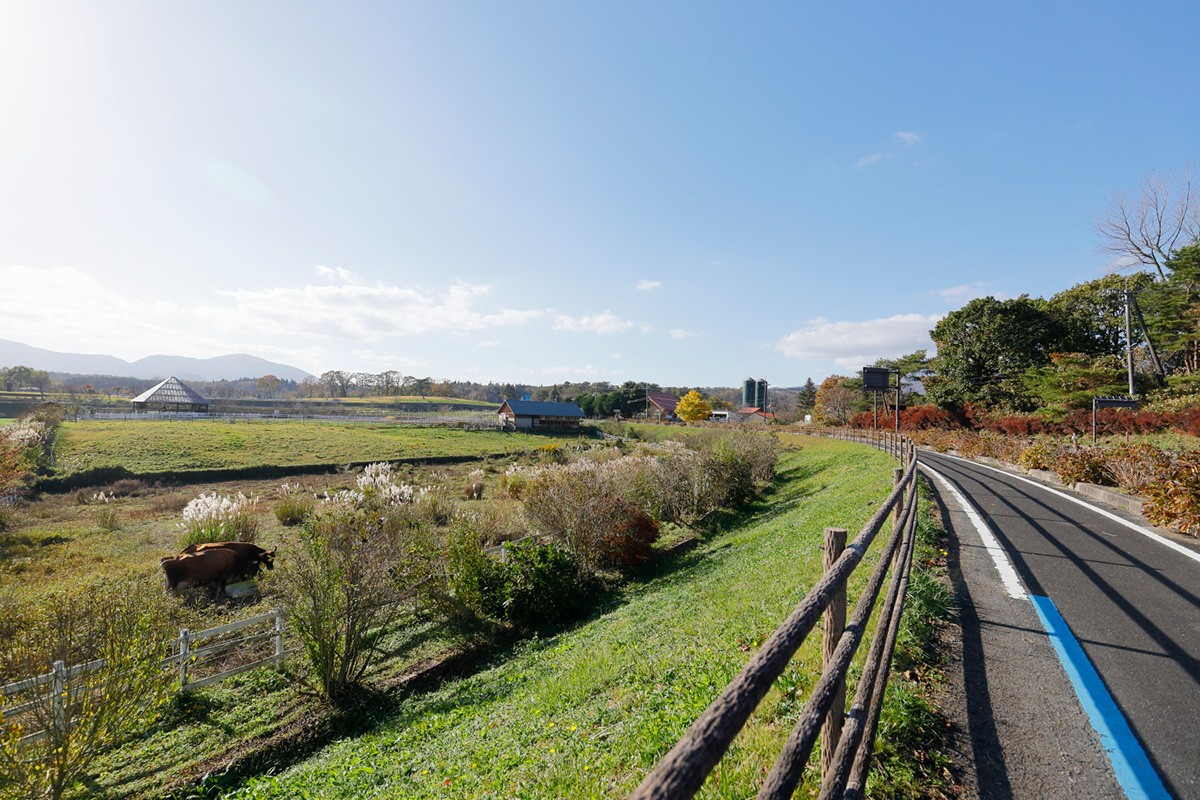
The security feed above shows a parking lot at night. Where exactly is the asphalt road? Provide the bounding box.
[921,451,1200,800]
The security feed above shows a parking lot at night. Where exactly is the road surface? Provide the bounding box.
[921,450,1200,800]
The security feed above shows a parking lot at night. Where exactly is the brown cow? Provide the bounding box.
[181,541,276,576]
[161,548,255,599]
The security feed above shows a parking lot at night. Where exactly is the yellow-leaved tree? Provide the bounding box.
[675,390,713,422]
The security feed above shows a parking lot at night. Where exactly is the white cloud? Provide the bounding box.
[0,264,547,365]
[669,328,696,339]
[894,131,924,145]
[774,313,943,368]
[855,152,893,169]
[315,264,362,284]
[476,340,501,348]
[207,279,544,340]
[552,311,645,334]
[637,280,663,291]
[0,264,232,360]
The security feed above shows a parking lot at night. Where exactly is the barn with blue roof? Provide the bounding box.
[497,399,584,431]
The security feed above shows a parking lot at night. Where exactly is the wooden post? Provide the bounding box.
[179,629,191,692]
[892,467,906,565]
[273,611,284,669]
[51,660,66,739]
[821,527,848,780]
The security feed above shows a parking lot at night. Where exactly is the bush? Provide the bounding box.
[1018,442,1062,471]
[0,578,173,800]
[1103,443,1170,494]
[270,504,423,700]
[1142,451,1200,536]
[446,533,595,625]
[179,492,260,546]
[463,468,486,500]
[1054,449,1114,486]
[601,507,660,568]
[273,482,314,526]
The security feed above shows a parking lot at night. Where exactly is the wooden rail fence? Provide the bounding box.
[632,430,920,799]
[1,609,285,748]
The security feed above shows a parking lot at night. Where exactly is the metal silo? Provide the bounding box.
[756,379,768,410]
[743,378,756,407]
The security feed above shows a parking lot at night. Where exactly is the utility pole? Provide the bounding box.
[1124,282,1135,396]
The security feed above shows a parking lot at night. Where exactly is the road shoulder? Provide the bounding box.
[925,471,1125,800]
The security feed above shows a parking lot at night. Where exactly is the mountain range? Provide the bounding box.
[0,339,313,383]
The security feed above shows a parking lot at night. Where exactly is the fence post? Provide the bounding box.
[820,527,848,780]
[892,467,906,564]
[179,629,191,692]
[273,611,284,669]
[51,660,66,739]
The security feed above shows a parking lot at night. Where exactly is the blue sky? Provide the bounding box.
[2,2,1197,387]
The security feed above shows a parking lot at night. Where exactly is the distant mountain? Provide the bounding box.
[0,339,313,382]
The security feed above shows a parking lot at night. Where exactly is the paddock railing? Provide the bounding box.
[1,609,285,748]
[631,431,920,799]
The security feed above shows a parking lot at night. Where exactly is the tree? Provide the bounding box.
[675,390,712,422]
[1048,273,1155,357]
[255,374,282,398]
[797,378,818,410]
[1138,242,1200,374]
[927,296,1068,411]
[1097,166,1200,280]
[813,376,858,425]
[319,370,351,398]
[1021,353,1128,411]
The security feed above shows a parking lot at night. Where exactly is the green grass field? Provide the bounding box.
[0,417,15,426]
[192,437,900,799]
[53,419,550,475]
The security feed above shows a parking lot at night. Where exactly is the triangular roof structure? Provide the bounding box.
[132,377,209,410]
[646,391,679,415]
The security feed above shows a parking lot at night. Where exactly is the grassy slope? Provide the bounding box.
[54,420,545,474]
[222,437,897,799]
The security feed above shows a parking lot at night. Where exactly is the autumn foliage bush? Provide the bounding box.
[1142,451,1200,536]
[1053,449,1113,486]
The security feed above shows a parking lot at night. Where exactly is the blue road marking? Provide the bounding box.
[1028,595,1171,800]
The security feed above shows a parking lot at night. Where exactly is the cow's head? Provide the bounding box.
[258,547,277,571]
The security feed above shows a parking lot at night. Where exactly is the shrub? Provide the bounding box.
[1018,442,1062,471]
[179,492,260,546]
[1103,443,1170,494]
[1054,449,1114,486]
[105,478,146,497]
[463,469,486,500]
[499,464,529,499]
[274,484,315,526]
[270,506,415,700]
[900,405,958,431]
[602,507,660,568]
[446,533,595,625]
[1142,451,1200,536]
[0,578,172,800]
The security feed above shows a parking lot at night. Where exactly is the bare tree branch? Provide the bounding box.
[1096,165,1200,280]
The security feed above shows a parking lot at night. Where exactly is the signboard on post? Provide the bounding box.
[1092,396,1139,444]
[861,368,892,393]
[861,367,900,431]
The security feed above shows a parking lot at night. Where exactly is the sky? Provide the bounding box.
[2,1,1198,388]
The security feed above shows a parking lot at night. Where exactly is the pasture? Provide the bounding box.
[80,437,933,799]
[1,426,950,798]
[53,419,543,475]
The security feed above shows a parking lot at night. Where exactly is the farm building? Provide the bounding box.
[132,377,210,413]
[645,390,680,421]
[497,399,584,430]
[735,406,774,424]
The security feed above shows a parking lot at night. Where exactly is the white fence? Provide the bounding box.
[1,609,285,748]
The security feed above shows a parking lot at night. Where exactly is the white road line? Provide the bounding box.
[921,463,1027,599]
[932,451,1200,565]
